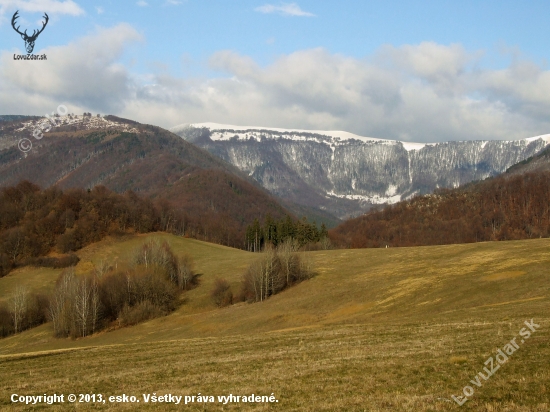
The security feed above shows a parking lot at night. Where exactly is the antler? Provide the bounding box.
[11,11,49,40]
[11,11,26,37]
[29,13,49,40]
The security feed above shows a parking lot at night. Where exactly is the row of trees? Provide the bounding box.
[245,215,329,252]
[330,172,550,248]
[1,240,197,339]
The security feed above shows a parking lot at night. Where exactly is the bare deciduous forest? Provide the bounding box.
[0,181,323,279]
[331,172,550,248]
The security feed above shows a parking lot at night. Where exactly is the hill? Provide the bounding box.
[0,116,291,248]
[0,234,548,410]
[330,170,550,248]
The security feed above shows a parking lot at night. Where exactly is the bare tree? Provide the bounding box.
[50,269,102,338]
[243,247,283,302]
[277,239,300,287]
[177,255,194,290]
[298,252,314,281]
[92,259,111,279]
[74,277,91,337]
[132,240,178,283]
[90,276,101,334]
[10,285,28,334]
[49,268,76,337]
[4,227,25,264]
[319,236,332,250]
[242,245,314,303]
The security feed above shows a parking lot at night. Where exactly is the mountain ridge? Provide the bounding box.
[172,123,550,219]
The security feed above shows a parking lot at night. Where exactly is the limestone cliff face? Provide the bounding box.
[172,124,550,219]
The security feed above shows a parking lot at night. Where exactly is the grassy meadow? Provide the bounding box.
[0,233,549,410]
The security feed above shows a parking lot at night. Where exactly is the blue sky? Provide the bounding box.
[1,0,550,142]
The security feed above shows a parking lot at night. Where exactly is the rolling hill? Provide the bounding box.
[330,166,550,248]
[0,233,548,410]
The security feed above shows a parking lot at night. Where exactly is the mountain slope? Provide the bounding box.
[172,123,550,219]
[330,170,550,248]
[505,145,550,175]
[0,116,292,247]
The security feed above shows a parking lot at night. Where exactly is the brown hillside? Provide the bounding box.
[331,171,550,248]
[0,117,291,248]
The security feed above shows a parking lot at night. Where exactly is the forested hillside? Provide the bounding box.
[331,172,550,248]
[0,180,324,278]
[0,181,161,277]
[0,117,294,251]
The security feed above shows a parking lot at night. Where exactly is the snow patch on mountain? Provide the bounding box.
[525,134,550,144]
[172,122,397,147]
[326,190,402,205]
[171,122,550,148]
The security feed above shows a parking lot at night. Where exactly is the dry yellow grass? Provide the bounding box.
[0,234,549,410]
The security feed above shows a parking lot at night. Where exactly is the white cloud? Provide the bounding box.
[2,32,550,143]
[255,2,315,17]
[95,6,103,14]
[0,23,142,114]
[128,45,550,142]
[0,0,84,17]
[136,0,147,6]
[164,0,181,5]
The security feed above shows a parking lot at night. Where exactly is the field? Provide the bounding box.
[0,233,549,410]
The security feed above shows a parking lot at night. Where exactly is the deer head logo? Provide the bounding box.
[11,11,49,54]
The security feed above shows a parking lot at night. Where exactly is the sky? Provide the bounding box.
[1,0,550,142]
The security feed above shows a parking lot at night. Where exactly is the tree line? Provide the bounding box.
[330,172,550,248]
[0,181,326,278]
[245,215,330,252]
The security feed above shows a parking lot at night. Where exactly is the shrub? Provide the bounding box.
[131,269,179,312]
[25,254,80,269]
[0,304,14,337]
[132,240,178,283]
[25,293,49,329]
[211,278,233,308]
[119,300,163,326]
[0,253,11,278]
[97,267,179,328]
[177,255,198,290]
[56,229,79,253]
[98,271,129,321]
